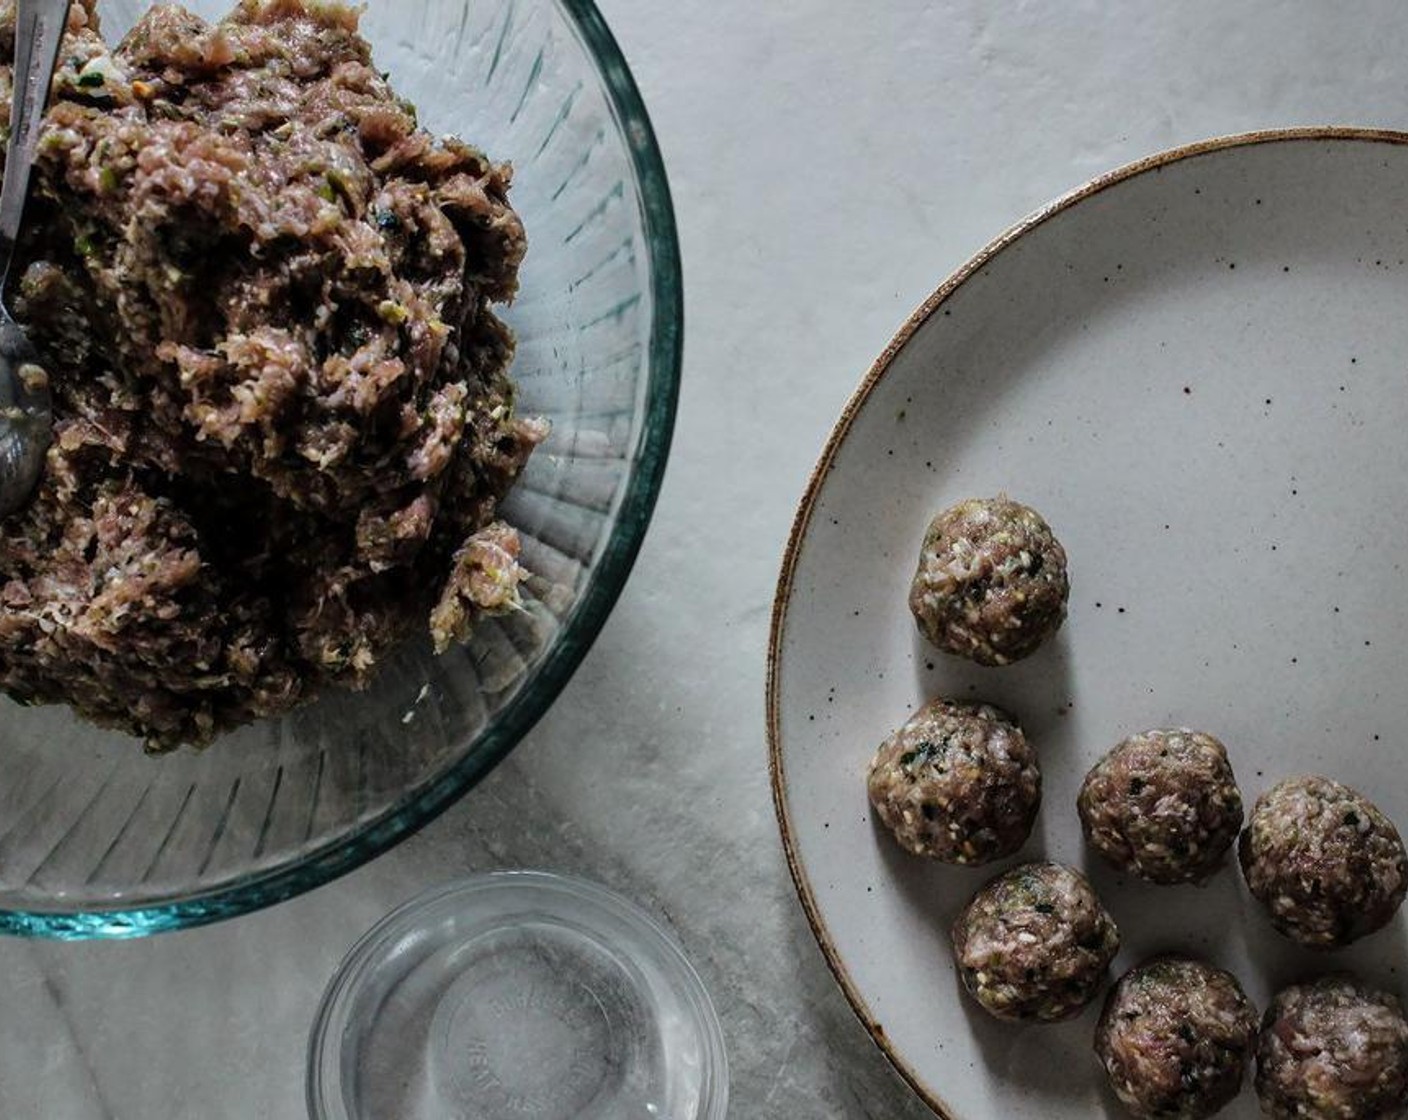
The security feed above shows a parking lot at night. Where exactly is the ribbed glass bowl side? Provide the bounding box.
[0,0,681,937]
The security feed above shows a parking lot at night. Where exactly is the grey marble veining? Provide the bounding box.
[5,1,1408,1116]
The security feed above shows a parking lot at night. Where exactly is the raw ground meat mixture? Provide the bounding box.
[0,0,544,749]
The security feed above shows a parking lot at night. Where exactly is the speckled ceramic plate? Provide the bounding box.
[768,129,1408,1119]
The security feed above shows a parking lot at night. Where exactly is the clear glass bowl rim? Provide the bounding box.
[1,0,683,940]
[305,870,729,1120]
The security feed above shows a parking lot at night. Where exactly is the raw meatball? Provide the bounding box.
[1095,956,1258,1120]
[1239,776,1407,949]
[951,861,1120,1023]
[1256,975,1408,1120]
[1078,729,1244,884]
[908,496,1069,667]
[866,698,1040,865]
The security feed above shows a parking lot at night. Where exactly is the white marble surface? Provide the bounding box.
[5,2,1408,1117]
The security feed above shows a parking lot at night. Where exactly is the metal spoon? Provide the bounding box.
[0,0,69,519]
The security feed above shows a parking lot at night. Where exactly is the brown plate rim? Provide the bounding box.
[764,125,1408,1118]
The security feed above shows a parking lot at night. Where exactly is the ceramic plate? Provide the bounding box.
[768,129,1408,1119]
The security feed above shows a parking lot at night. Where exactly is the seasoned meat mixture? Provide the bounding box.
[1078,729,1244,885]
[0,1,543,749]
[908,495,1069,667]
[1095,956,1258,1120]
[1256,976,1408,1120]
[1239,776,1407,949]
[951,861,1119,1023]
[866,697,1040,865]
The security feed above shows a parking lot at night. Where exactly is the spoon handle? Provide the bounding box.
[0,0,70,276]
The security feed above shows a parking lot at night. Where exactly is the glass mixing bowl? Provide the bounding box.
[0,0,680,937]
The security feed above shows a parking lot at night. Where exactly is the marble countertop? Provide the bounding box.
[5,2,1408,1116]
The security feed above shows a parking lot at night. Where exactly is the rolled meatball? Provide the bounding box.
[951,861,1120,1023]
[866,697,1040,865]
[1239,776,1407,949]
[1095,956,1258,1120]
[1078,729,1244,884]
[908,496,1069,667]
[1256,975,1408,1120]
